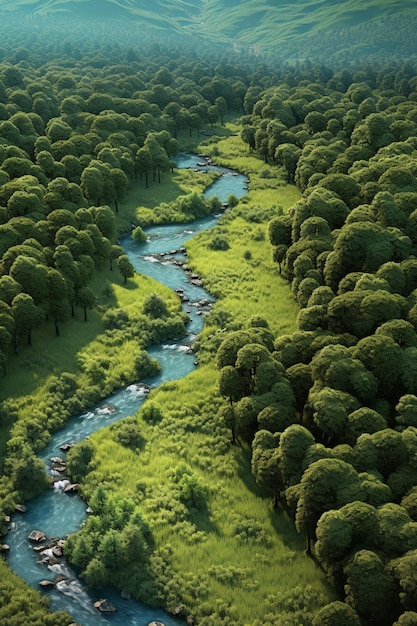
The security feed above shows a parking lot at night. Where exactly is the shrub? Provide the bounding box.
[143,293,169,319]
[209,236,229,251]
[141,402,164,424]
[132,225,147,242]
[66,439,95,482]
[111,417,145,450]
[102,308,130,329]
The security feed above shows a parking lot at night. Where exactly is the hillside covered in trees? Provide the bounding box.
[1,0,417,61]
[1,5,417,626]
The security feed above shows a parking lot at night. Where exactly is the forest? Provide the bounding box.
[1,6,417,626]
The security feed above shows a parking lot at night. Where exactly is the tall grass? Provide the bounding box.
[187,123,301,336]
[89,364,334,624]
[85,131,334,622]
[1,120,333,623]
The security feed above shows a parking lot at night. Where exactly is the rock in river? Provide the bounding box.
[94,598,117,613]
[28,529,46,543]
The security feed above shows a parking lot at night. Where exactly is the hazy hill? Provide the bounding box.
[0,0,416,61]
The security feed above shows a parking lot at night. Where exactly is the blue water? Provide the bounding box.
[5,154,248,626]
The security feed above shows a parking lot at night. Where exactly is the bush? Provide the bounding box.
[66,439,95,482]
[209,236,229,251]
[143,293,170,319]
[134,351,161,379]
[111,417,145,450]
[132,225,147,242]
[141,402,164,424]
[102,308,130,329]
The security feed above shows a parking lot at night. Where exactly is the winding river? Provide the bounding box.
[5,154,248,626]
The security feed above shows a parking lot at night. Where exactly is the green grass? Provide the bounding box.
[116,158,218,232]
[1,120,331,623]
[0,266,180,402]
[187,214,299,336]
[187,122,301,336]
[0,559,71,625]
[78,125,333,622]
[88,364,334,623]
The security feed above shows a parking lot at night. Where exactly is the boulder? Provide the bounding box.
[148,622,165,626]
[97,403,116,414]
[51,456,65,464]
[0,543,9,554]
[33,545,46,552]
[39,580,55,590]
[15,504,27,513]
[63,483,79,494]
[53,464,67,473]
[52,544,63,558]
[94,598,117,613]
[59,443,72,452]
[28,529,46,543]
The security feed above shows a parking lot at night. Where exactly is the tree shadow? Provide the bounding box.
[234,445,268,498]
[234,445,305,552]
[187,503,221,536]
[268,506,305,552]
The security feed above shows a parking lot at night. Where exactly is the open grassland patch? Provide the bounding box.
[0,267,179,403]
[88,364,333,623]
[186,214,299,337]
[186,125,301,337]
[116,164,218,232]
[201,124,302,207]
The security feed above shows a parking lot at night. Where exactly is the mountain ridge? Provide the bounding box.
[0,0,416,60]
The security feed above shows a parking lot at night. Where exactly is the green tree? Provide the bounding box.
[312,601,361,626]
[396,394,417,428]
[11,292,39,349]
[279,424,315,487]
[311,387,360,444]
[389,550,417,613]
[47,268,69,336]
[116,254,135,284]
[66,439,94,483]
[77,286,96,322]
[215,96,227,125]
[207,105,219,129]
[251,429,283,507]
[296,458,362,553]
[344,549,398,626]
[9,255,48,305]
[143,293,169,318]
[81,165,103,205]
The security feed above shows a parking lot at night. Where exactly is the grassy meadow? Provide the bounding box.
[82,124,334,621]
[1,121,334,623]
[89,364,333,624]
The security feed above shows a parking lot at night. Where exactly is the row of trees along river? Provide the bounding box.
[0,15,417,626]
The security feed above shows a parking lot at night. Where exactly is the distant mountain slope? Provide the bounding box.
[0,0,416,60]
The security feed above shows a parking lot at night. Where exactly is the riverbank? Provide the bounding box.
[71,129,334,623]
[0,124,333,625]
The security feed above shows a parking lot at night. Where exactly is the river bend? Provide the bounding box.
[5,153,248,625]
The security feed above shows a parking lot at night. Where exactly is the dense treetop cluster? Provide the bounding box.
[1,14,417,626]
[0,32,256,375]
[212,58,417,626]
